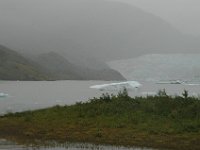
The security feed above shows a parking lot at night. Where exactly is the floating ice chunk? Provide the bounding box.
[185,83,200,86]
[156,80,185,84]
[0,93,8,98]
[90,81,142,91]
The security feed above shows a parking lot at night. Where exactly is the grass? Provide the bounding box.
[0,89,200,149]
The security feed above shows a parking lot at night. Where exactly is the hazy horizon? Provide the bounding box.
[114,0,200,36]
[0,0,200,61]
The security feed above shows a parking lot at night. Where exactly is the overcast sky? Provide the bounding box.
[0,0,199,60]
[1,0,200,36]
[114,0,200,35]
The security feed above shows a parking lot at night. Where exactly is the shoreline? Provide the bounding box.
[0,90,200,150]
[0,139,156,150]
[1,132,200,150]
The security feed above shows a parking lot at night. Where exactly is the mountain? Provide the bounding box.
[0,46,125,81]
[0,45,49,80]
[0,0,200,61]
[109,54,200,81]
[1,0,200,81]
[34,52,125,81]
[34,52,83,80]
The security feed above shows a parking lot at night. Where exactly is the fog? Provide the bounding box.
[114,0,200,35]
[0,0,200,61]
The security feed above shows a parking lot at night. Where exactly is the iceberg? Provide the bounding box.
[0,93,8,97]
[156,80,185,84]
[90,81,142,91]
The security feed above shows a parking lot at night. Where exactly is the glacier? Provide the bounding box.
[108,54,200,81]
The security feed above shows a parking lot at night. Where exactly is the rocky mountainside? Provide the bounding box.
[0,45,49,80]
[34,52,125,81]
[0,45,125,81]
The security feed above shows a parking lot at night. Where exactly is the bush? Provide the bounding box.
[157,89,168,97]
[182,90,189,99]
[117,88,129,99]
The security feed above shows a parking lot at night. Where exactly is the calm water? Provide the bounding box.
[0,139,156,150]
[0,80,200,114]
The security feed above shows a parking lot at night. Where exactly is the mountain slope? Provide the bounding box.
[0,45,49,80]
[35,52,84,80]
[35,52,125,81]
[0,46,125,81]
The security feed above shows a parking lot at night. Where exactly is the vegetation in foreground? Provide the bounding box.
[0,89,200,150]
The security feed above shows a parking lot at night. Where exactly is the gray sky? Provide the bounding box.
[0,0,199,60]
[114,0,200,35]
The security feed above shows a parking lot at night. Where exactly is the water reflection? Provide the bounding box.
[0,139,156,150]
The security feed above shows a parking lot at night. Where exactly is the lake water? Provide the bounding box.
[0,139,155,150]
[0,80,200,114]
